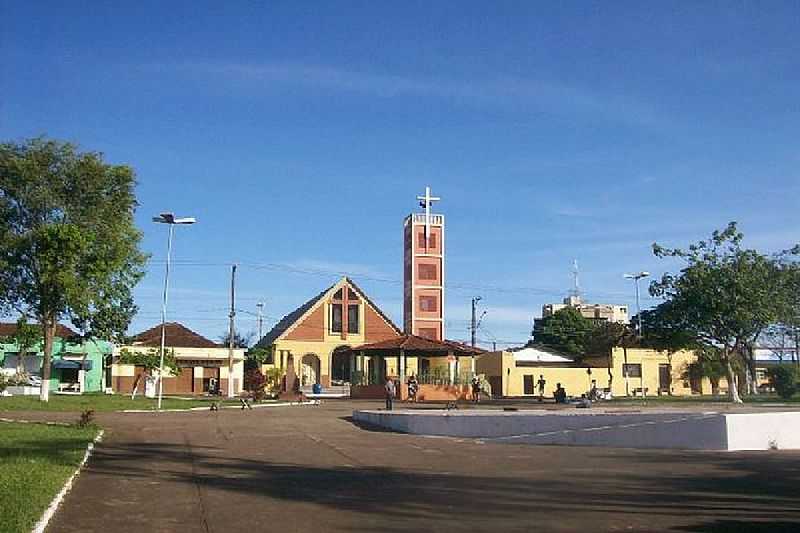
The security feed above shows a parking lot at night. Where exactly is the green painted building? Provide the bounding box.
[0,322,113,393]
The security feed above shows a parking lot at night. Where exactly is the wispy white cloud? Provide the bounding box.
[151,61,672,129]
[287,259,391,280]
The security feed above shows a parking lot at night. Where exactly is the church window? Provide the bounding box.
[347,304,359,334]
[418,264,437,281]
[418,232,437,250]
[419,296,438,313]
[331,304,343,333]
[347,288,358,300]
[333,289,343,300]
[418,328,438,340]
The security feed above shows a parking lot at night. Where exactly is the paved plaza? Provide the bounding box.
[16,401,800,532]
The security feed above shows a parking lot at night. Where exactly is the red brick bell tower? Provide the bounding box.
[403,186,445,341]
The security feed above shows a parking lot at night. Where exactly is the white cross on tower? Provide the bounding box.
[416,186,441,247]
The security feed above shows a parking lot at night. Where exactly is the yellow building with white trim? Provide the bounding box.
[477,345,723,398]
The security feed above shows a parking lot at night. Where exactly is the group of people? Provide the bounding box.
[383,374,419,410]
[383,374,485,410]
[382,373,598,410]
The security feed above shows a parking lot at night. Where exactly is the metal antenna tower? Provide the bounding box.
[570,259,581,300]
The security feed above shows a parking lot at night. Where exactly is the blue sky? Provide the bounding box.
[2,1,799,347]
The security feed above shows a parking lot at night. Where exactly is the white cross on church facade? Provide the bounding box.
[416,186,441,247]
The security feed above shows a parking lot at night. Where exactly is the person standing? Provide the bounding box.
[536,375,546,402]
[471,375,481,403]
[407,374,419,403]
[384,376,396,410]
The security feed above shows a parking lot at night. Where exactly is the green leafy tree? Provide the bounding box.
[245,346,273,371]
[532,307,595,357]
[118,347,180,375]
[220,330,254,348]
[0,137,148,401]
[765,365,798,399]
[263,366,283,395]
[2,316,43,376]
[636,302,697,355]
[684,345,728,395]
[586,321,637,389]
[773,257,800,367]
[650,222,795,403]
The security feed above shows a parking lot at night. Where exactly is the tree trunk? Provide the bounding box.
[16,348,25,376]
[39,317,56,402]
[748,359,759,395]
[743,364,754,396]
[710,377,720,396]
[795,332,799,368]
[725,354,742,403]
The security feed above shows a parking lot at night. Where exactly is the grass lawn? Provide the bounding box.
[0,421,99,533]
[0,393,249,412]
[607,393,800,405]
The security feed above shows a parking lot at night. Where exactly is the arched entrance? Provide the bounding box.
[300,354,320,386]
[331,346,352,384]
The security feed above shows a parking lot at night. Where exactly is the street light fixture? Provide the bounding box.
[624,271,650,337]
[153,212,196,410]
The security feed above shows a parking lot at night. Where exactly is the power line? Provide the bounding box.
[143,258,662,302]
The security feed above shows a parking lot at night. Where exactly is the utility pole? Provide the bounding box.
[470,296,482,376]
[471,296,482,347]
[227,264,237,398]
[256,301,265,340]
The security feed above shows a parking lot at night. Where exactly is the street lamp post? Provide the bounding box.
[624,271,650,337]
[153,212,196,410]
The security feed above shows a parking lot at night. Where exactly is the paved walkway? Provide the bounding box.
[28,401,800,532]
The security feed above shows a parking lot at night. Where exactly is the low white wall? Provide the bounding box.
[5,385,41,396]
[725,412,800,451]
[352,409,800,451]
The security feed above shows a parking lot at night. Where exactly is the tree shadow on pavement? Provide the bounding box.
[78,439,800,531]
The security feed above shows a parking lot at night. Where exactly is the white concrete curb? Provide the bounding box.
[120,400,319,413]
[0,417,71,427]
[31,428,104,533]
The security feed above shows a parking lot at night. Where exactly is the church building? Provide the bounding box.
[255,277,401,387]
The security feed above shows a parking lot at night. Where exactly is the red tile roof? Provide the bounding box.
[132,322,220,348]
[0,322,78,339]
[352,334,486,356]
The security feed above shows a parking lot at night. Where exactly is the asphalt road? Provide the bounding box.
[34,401,800,532]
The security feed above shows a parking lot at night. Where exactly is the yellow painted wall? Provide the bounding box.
[478,348,722,398]
[477,351,601,397]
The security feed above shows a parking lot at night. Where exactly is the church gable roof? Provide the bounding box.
[255,277,400,347]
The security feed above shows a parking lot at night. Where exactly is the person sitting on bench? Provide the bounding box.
[553,383,567,404]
